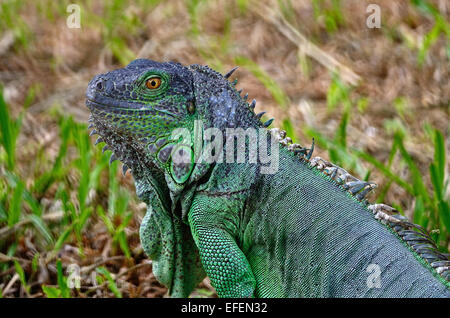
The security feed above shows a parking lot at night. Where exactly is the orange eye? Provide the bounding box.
[146,77,162,89]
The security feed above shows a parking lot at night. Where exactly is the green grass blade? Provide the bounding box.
[0,87,20,170]
[14,260,29,294]
[96,266,122,298]
[42,285,61,298]
[28,214,54,244]
[394,133,431,205]
[53,224,75,253]
[355,149,414,195]
[281,119,297,144]
[0,202,6,223]
[8,180,24,226]
[413,196,426,227]
[56,260,70,298]
[432,129,445,189]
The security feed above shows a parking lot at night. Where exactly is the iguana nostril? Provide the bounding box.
[96,80,104,90]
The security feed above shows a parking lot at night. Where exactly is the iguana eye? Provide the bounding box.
[146,77,162,89]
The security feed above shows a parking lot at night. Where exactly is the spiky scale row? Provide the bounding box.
[368,204,449,280]
[355,185,374,201]
[88,124,129,176]
[307,153,449,281]
[242,96,273,127]
[270,128,314,162]
[267,126,450,279]
[231,76,275,138]
[228,80,273,130]
[269,122,448,282]
[308,156,376,202]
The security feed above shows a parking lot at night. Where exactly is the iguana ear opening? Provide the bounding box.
[170,144,194,184]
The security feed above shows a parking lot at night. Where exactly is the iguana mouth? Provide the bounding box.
[85,92,149,110]
[86,99,178,120]
[85,98,117,111]
[85,98,103,109]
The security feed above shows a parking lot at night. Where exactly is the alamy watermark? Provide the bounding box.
[169,120,279,174]
[366,4,381,29]
[66,263,101,289]
[66,4,81,29]
[366,264,381,288]
[67,263,81,289]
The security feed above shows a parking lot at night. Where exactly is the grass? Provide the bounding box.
[0,86,22,171]
[234,56,291,109]
[411,0,450,65]
[0,0,448,297]
[312,0,345,33]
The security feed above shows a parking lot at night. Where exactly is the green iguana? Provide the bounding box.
[85,59,450,297]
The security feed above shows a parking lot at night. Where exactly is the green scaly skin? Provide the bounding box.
[86,59,449,297]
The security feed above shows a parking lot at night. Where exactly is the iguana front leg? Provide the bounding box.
[188,195,256,297]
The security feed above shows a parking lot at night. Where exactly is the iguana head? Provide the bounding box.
[86,59,197,181]
[86,59,256,188]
